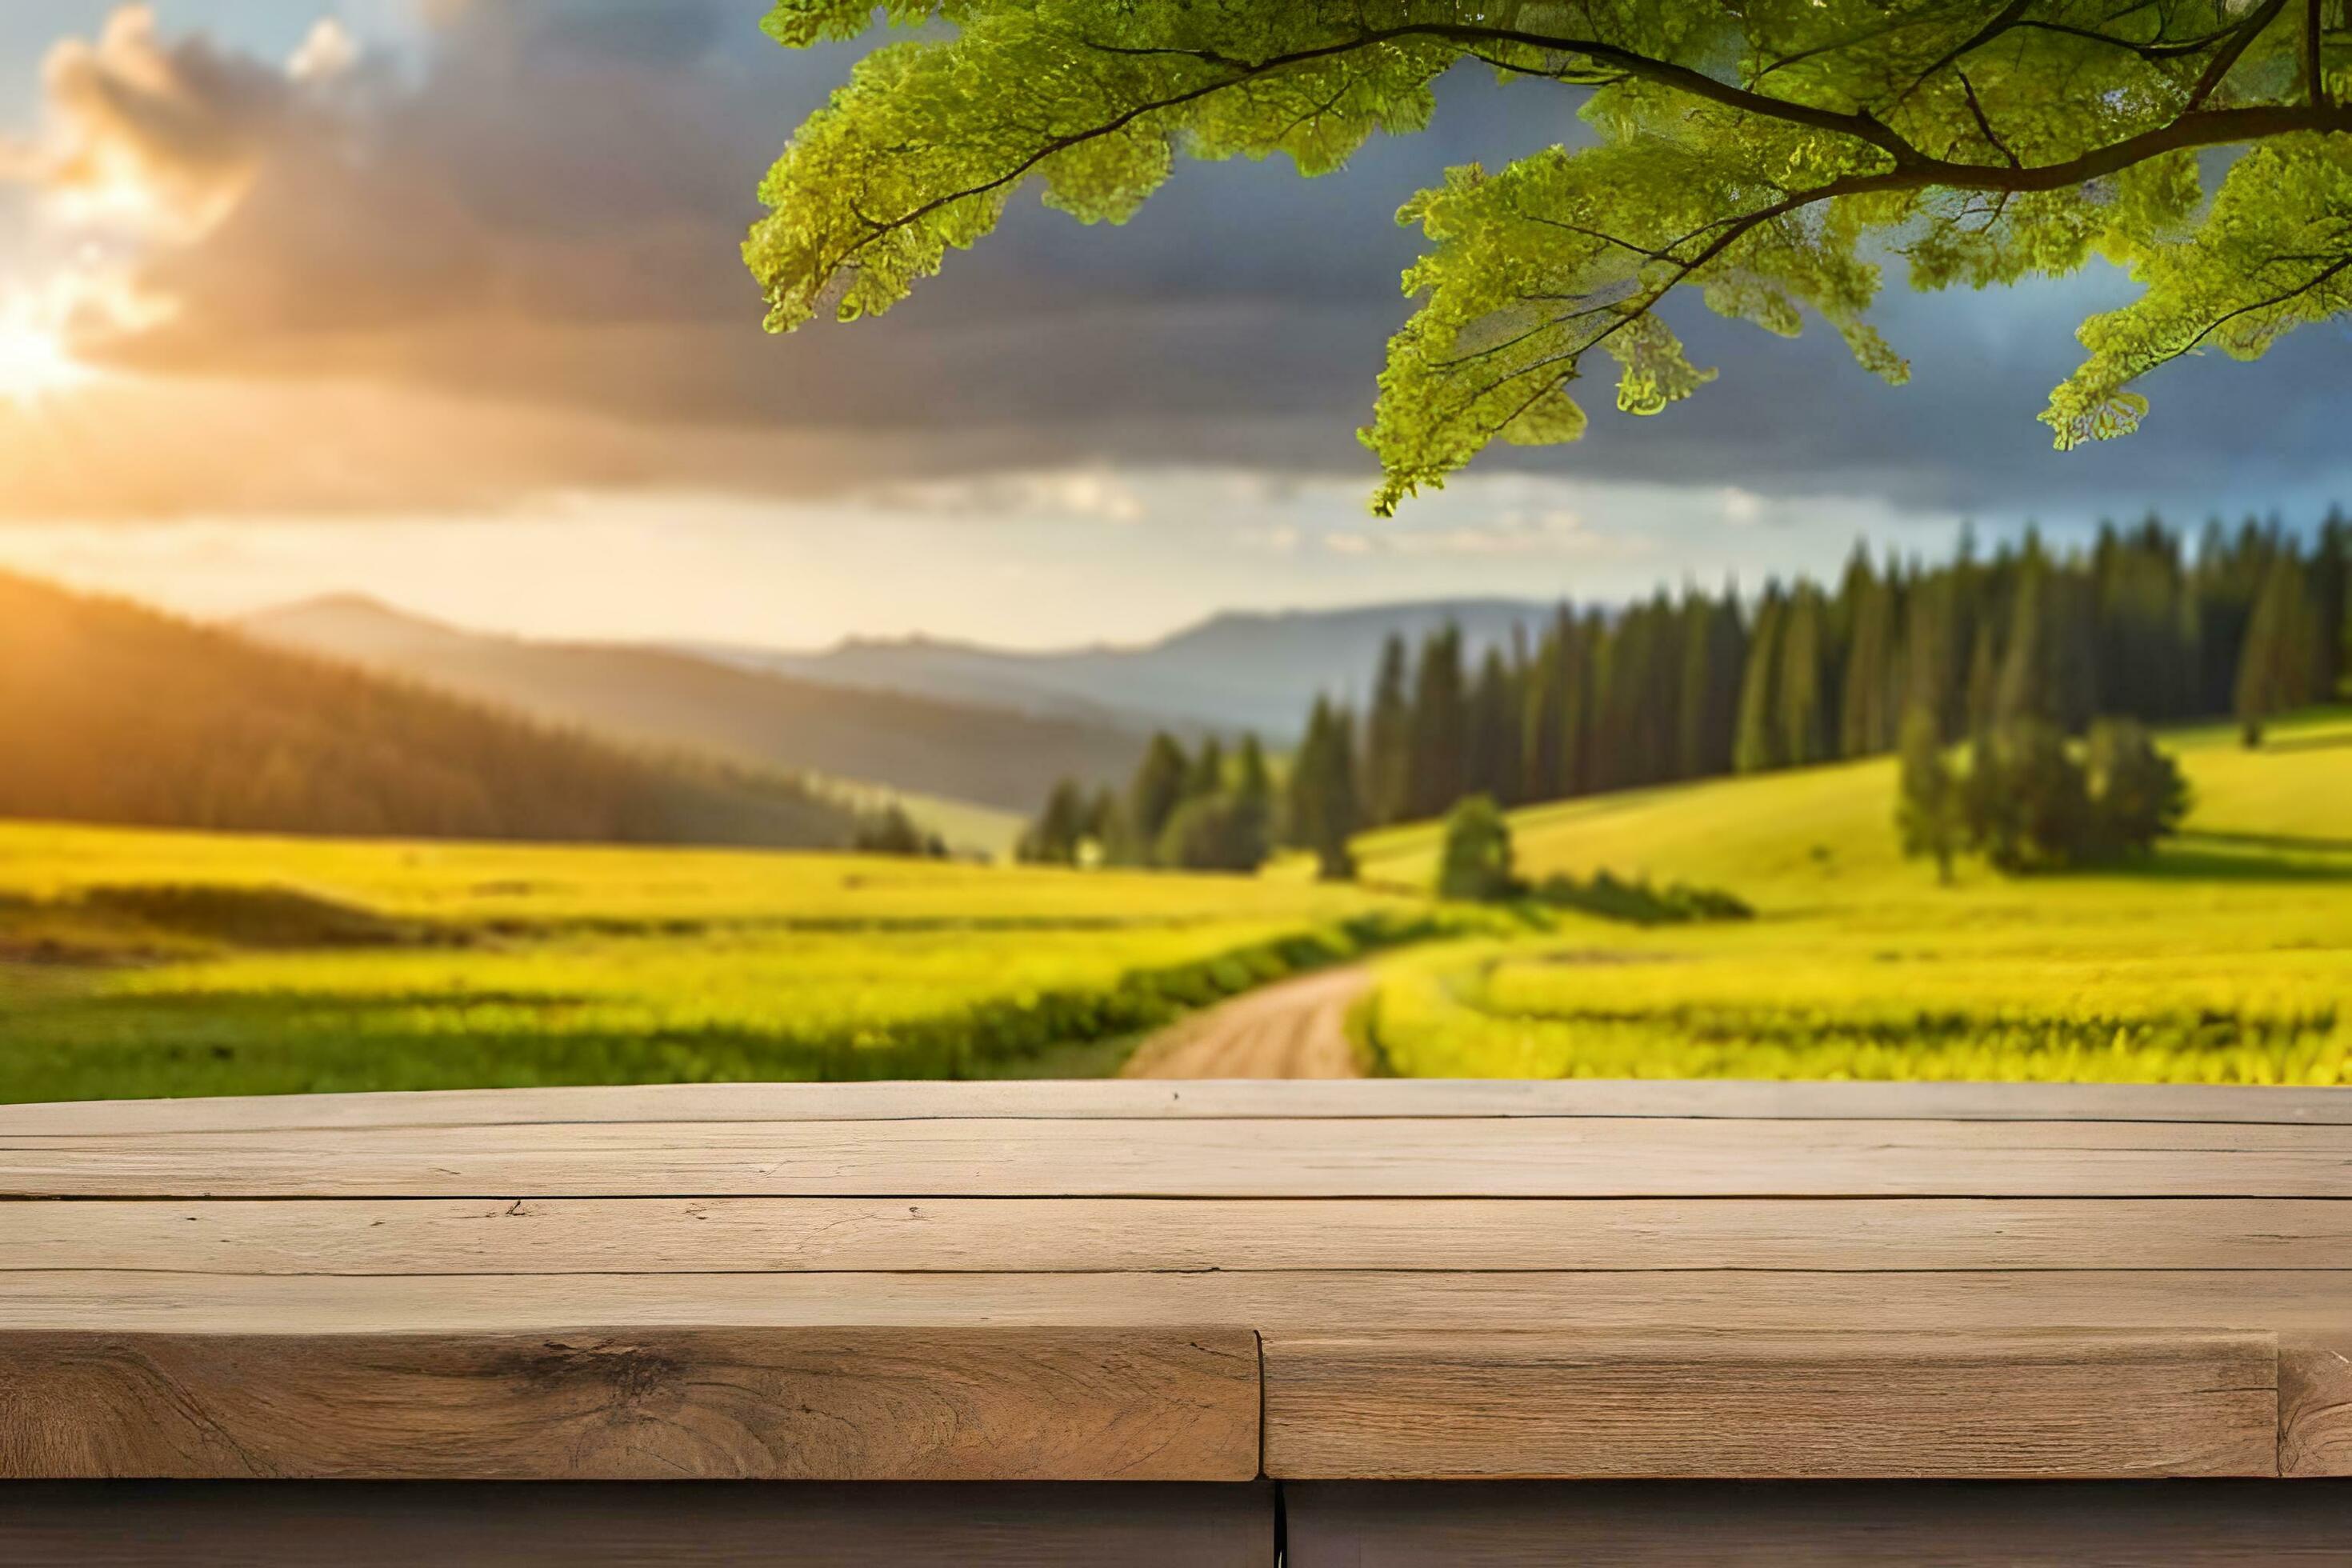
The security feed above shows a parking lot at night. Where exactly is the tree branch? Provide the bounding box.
[1958,69,2022,167]
[2307,0,2332,110]
[804,14,2352,332]
[1434,96,2352,452]
[1908,101,2352,192]
[1896,0,2034,109]
[2186,0,2290,110]
[2010,18,2255,61]
[2163,249,2352,362]
[1083,23,1926,163]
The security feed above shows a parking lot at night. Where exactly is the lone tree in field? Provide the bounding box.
[749,2,2352,510]
[2082,717,2192,854]
[1436,794,1518,901]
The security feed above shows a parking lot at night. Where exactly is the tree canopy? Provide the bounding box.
[747,2,2352,511]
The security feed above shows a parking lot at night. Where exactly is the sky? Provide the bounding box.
[0,2,2346,650]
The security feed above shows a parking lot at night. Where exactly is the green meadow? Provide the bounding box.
[1353,710,2352,1086]
[0,826,1425,1102]
[2,710,2345,1102]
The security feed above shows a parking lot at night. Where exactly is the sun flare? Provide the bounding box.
[0,315,86,406]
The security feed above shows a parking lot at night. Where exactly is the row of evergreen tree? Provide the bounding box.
[1018,732,1278,871]
[1022,513,2350,874]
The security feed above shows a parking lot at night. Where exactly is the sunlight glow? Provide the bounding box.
[0,312,87,407]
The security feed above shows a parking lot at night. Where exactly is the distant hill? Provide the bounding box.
[685,598,1557,738]
[238,596,1147,818]
[0,574,860,849]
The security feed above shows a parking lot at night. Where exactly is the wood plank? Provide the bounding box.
[1261,1330,2278,1479]
[1285,1481,2352,1566]
[4,1268,2351,1336]
[0,1482,1276,1567]
[7,1117,2348,1197]
[2280,1334,2352,1477]
[0,1326,1259,1482]
[10,1078,2350,1134]
[14,1197,2352,1275]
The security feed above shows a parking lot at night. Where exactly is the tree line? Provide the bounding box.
[1022,512,2349,876]
[1018,732,1277,873]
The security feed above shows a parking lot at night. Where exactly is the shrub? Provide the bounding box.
[1436,795,1517,901]
[2084,718,2192,858]
[1934,717,2189,875]
[1532,871,1753,926]
[1962,718,2091,872]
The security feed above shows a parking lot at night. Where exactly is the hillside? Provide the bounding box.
[241,597,1148,816]
[0,818,1423,1102]
[1353,708,2352,901]
[0,574,859,849]
[687,598,1556,736]
[1352,710,2352,1083]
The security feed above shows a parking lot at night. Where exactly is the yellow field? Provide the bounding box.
[0,825,1420,1102]
[4,712,2344,1101]
[1353,710,2352,1085]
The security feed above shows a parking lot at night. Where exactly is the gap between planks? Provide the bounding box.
[7,1079,2350,1136]
[10,1198,2352,1275]
[6,1268,2352,1335]
[6,1117,2350,1198]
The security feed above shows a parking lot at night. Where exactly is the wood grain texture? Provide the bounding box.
[1285,1481,2352,1566]
[0,1327,1259,1482]
[6,1269,2352,1336]
[8,1079,2351,1489]
[15,1197,2352,1275]
[9,1079,2347,1135]
[8,1116,2349,1198]
[1262,1330,2278,1479]
[0,1482,1276,1567]
[2280,1334,2352,1477]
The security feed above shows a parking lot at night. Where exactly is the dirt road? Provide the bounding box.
[1121,964,1372,1078]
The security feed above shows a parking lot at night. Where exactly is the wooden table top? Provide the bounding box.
[5,1079,2348,1482]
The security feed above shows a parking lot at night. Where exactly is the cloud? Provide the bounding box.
[10,6,333,240]
[1,3,1431,507]
[1234,523,1302,554]
[854,465,1149,525]
[6,5,769,375]
[1,3,2350,526]
[1320,506,1654,560]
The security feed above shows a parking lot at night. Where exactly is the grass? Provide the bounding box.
[6,710,2345,1101]
[0,824,1432,1102]
[1350,709,2352,1086]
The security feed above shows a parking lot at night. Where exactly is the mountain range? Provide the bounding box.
[235,594,1562,840]
[235,597,1147,832]
[682,598,1557,736]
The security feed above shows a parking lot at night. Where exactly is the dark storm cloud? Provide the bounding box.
[9,1,2347,521]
